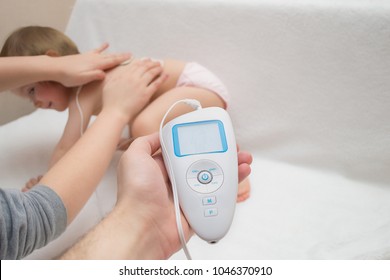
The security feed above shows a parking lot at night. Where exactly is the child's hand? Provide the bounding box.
[23,175,43,192]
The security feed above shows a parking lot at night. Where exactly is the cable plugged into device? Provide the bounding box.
[160,99,238,260]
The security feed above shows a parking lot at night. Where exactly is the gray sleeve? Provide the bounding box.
[0,185,67,259]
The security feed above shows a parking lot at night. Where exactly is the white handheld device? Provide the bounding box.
[160,100,238,251]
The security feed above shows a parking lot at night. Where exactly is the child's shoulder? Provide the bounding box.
[68,83,102,116]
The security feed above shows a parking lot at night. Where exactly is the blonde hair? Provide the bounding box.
[0,26,79,57]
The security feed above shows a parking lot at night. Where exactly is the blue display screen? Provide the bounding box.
[172,120,228,157]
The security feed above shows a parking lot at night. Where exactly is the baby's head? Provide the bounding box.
[1,25,79,57]
[1,26,80,111]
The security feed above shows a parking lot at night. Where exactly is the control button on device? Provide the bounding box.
[202,196,217,205]
[187,160,224,193]
[186,160,223,179]
[204,208,218,217]
[187,178,202,187]
[198,170,213,184]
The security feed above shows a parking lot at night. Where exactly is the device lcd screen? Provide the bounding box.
[172,120,228,157]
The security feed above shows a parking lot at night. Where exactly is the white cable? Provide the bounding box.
[75,86,84,137]
[159,99,202,260]
[75,87,105,220]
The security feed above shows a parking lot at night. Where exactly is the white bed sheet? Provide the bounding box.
[1,0,390,259]
[1,110,389,259]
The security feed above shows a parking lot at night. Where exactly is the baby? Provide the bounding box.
[1,26,250,202]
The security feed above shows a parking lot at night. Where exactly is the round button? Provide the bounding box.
[186,160,224,193]
[198,171,213,184]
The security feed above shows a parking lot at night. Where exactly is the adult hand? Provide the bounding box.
[52,43,132,87]
[101,58,168,123]
[115,133,252,259]
[59,132,252,259]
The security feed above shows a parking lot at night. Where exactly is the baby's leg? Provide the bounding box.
[131,87,225,136]
[131,87,250,202]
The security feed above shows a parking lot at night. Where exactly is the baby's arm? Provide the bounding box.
[49,87,96,168]
[49,107,90,168]
[23,107,86,191]
[26,89,94,190]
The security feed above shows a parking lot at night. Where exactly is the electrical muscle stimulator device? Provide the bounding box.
[159,99,238,259]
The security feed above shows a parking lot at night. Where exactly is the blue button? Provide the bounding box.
[202,196,217,205]
[197,171,213,184]
[204,208,218,217]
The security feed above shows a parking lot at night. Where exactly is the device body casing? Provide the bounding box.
[160,107,238,243]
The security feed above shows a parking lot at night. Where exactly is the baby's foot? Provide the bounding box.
[237,178,251,202]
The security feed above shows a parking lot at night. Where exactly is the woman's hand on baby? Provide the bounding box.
[102,58,168,123]
[23,175,43,192]
[51,43,132,87]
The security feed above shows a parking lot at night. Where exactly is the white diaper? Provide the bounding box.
[176,62,230,108]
